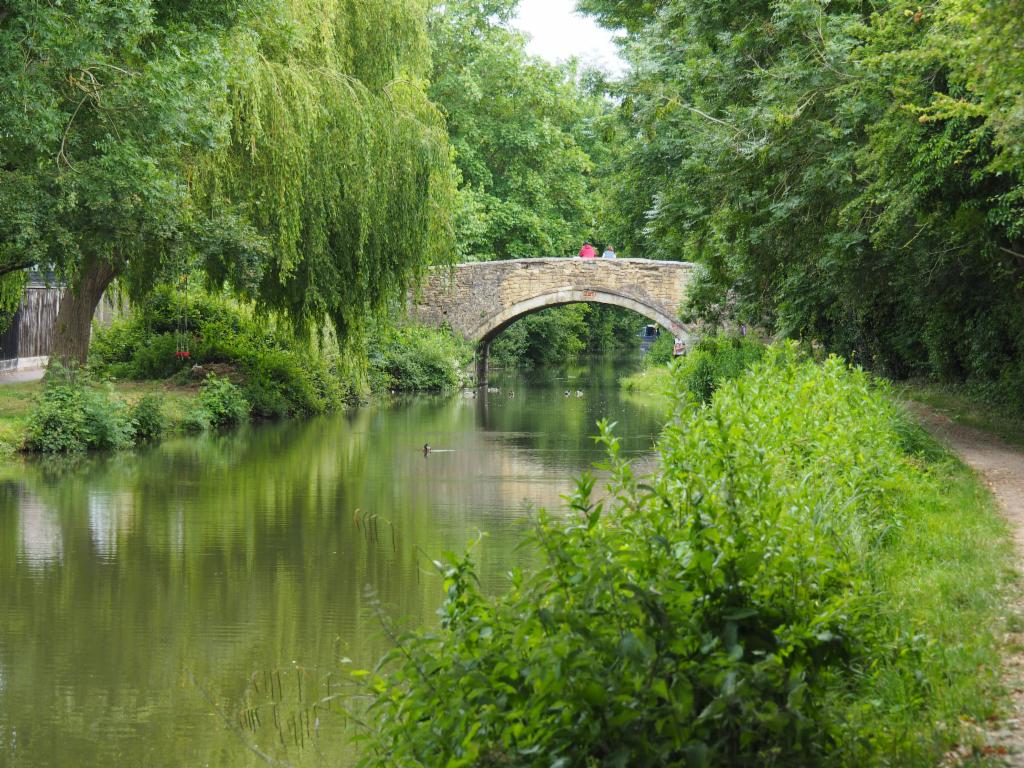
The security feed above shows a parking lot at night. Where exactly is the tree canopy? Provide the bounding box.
[591,0,1024,401]
[427,0,605,260]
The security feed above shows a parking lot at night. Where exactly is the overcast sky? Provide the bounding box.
[512,0,627,75]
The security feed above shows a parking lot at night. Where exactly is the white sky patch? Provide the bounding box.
[512,0,627,76]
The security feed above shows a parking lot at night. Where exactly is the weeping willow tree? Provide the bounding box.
[1,0,454,364]
[200,0,457,344]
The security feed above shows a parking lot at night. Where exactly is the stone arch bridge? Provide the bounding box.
[410,258,696,381]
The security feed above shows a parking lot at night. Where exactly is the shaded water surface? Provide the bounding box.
[0,360,664,767]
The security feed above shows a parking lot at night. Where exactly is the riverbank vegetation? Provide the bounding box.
[355,348,1011,765]
[368,324,473,393]
[90,286,351,419]
[621,334,766,403]
[0,285,472,453]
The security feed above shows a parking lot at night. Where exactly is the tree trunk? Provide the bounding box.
[50,257,119,366]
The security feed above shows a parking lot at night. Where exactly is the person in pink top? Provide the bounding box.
[577,241,597,258]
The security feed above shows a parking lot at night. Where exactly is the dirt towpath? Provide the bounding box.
[912,405,1024,765]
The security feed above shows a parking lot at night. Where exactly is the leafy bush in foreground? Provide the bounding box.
[354,349,990,766]
[25,367,134,453]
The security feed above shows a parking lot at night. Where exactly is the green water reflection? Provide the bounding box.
[0,359,664,767]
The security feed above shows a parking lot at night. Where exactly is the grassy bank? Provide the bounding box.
[620,365,672,404]
[348,347,1013,765]
[621,335,766,408]
[0,381,39,456]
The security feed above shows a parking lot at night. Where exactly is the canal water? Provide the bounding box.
[0,360,665,767]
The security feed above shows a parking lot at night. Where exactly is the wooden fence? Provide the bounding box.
[0,283,64,372]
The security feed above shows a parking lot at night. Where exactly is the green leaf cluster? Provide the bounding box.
[367,323,473,392]
[197,374,250,427]
[672,334,765,403]
[24,365,135,453]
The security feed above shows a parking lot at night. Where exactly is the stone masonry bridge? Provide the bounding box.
[410,258,696,381]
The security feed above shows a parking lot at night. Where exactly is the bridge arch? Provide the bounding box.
[470,288,690,344]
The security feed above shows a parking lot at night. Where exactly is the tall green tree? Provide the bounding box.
[0,0,454,363]
[427,0,602,260]
[589,0,1024,397]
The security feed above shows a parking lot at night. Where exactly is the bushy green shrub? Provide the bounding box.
[90,285,345,416]
[368,325,472,392]
[130,393,166,442]
[198,375,250,427]
[353,349,987,765]
[643,328,676,366]
[674,333,765,403]
[25,367,134,453]
[179,405,212,434]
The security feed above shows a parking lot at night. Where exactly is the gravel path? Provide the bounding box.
[913,405,1024,765]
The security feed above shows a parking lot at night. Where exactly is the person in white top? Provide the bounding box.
[601,245,617,259]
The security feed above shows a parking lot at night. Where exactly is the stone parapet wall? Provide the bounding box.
[411,258,695,343]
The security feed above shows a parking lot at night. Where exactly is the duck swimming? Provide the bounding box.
[575,390,584,397]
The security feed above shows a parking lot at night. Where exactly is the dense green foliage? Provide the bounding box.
[368,324,473,392]
[25,367,135,453]
[354,349,1008,764]
[198,375,250,427]
[588,0,1024,406]
[201,0,457,341]
[129,393,166,442]
[90,286,346,418]
[427,0,607,261]
[0,0,454,358]
[490,304,648,368]
[674,335,766,404]
[0,1,227,282]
